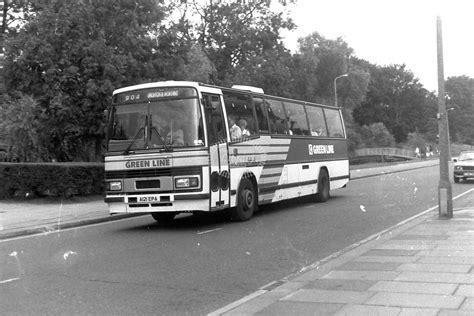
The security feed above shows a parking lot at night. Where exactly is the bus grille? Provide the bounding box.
[105,166,202,179]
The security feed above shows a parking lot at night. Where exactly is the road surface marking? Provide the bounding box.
[0,278,20,284]
[197,228,222,235]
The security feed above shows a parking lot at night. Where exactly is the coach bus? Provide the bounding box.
[104,81,349,222]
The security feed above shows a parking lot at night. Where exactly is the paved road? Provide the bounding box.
[1,165,473,315]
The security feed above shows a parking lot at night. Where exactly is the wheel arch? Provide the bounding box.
[315,166,330,203]
[239,171,258,203]
[319,166,329,181]
[230,171,259,221]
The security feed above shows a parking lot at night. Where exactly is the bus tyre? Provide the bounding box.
[454,176,459,183]
[151,212,176,224]
[231,178,256,221]
[315,169,330,203]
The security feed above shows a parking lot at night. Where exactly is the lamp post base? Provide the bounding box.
[438,186,453,219]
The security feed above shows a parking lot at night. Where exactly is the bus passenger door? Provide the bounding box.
[202,93,230,210]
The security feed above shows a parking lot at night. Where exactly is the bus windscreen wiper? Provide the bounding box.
[123,127,145,155]
[149,126,170,152]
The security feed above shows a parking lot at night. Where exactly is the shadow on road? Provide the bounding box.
[118,194,348,233]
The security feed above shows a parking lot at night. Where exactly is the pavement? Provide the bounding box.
[212,206,474,315]
[2,158,474,314]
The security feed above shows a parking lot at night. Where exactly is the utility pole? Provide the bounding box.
[0,1,6,95]
[436,16,453,219]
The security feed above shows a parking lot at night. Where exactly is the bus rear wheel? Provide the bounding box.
[151,212,176,224]
[231,178,256,221]
[315,169,330,202]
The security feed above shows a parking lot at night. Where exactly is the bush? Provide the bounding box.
[0,94,49,162]
[358,123,396,148]
[404,132,429,151]
[0,162,104,199]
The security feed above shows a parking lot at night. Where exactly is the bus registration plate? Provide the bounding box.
[138,195,159,203]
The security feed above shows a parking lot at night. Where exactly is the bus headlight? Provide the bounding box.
[175,177,200,189]
[108,181,123,191]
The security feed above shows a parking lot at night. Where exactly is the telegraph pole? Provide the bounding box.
[0,0,5,95]
[436,16,453,218]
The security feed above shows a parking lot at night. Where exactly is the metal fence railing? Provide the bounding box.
[353,147,416,159]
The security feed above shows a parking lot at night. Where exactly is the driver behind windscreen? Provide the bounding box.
[166,120,184,146]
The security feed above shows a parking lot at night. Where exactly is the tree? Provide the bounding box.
[292,32,353,103]
[3,0,168,161]
[405,131,426,150]
[445,76,474,144]
[289,32,370,110]
[0,93,47,161]
[171,44,216,83]
[357,123,395,148]
[352,64,432,143]
[181,0,295,86]
[342,57,371,110]
[231,46,294,97]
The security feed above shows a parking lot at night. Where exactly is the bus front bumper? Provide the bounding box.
[105,193,210,214]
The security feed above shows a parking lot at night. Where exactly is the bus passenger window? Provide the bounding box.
[306,106,328,137]
[253,97,269,133]
[284,101,310,136]
[223,91,257,138]
[324,108,345,138]
[266,99,288,135]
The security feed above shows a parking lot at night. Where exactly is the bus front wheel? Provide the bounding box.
[315,169,330,202]
[231,178,256,221]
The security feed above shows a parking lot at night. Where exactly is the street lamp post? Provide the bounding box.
[334,74,348,107]
[436,16,453,219]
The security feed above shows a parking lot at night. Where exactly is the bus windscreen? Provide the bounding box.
[108,89,204,151]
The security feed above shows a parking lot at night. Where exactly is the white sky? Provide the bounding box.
[280,0,474,92]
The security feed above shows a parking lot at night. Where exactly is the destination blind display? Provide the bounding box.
[114,87,197,104]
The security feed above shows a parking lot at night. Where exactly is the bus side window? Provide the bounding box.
[284,101,310,136]
[306,105,328,137]
[266,98,288,135]
[253,97,269,133]
[223,91,257,139]
[324,108,345,138]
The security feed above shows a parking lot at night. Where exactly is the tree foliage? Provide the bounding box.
[357,123,395,148]
[0,93,45,161]
[291,32,352,103]
[178,0,296,87]
[445,76,474,145]
[3,0,168,161]
[0,0,473,162]
[352,64,434,143]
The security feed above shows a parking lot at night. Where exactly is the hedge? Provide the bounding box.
[0,162,104,199]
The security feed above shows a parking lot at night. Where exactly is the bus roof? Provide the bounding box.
[113,80,339,109]
[113,81,202,95]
